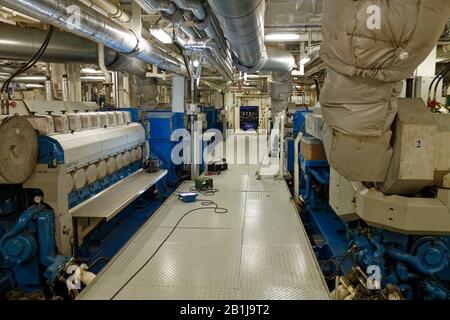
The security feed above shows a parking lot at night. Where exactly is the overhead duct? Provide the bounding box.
[0,25,148,75]
[208,0,266,71]
[208,0,295,114]
[0,74,47,84]
[319,0,450,182]
[139,0,234,81]
[0,0,187,77]
[134,0,176,15]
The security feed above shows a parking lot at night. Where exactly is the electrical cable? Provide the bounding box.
[433,64,450,99]
[1,25,54,99]
[189,186,220,196]
[308,76,321,99]
[87,256,110,270]
[109,187,228,300]
[321,245,355,280]
[429,65,450,100]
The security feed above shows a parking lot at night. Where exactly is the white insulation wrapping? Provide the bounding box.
[320,0,450,137]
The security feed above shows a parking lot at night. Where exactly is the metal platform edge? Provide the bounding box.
[70,169,167,221]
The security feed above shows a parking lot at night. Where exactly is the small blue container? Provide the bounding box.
[179,192,198,203]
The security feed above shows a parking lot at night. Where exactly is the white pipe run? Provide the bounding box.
[92,0,130,24]
[98,43,112,84]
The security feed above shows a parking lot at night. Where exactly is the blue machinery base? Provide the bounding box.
[287,112,450,299]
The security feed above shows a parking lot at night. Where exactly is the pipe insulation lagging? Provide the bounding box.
[319,0,450,138]
[0,116,38,184]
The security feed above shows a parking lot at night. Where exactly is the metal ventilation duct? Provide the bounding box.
[0,0,187,77]
[0,25,148,75]
[208,0,296,114]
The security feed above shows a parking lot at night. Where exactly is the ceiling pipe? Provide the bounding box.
[80,0,131,24]
[92,0,131,23]
[0,74,47,83]
[208,0,295,112]
[139,0,234,81]
[173,0,205,21]
[0,24,148,75]
[208,0,267,71]
[0,0,187,77]
[134,0,176,15]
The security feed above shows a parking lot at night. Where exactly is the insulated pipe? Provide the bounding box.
[293,132,303,201]
[208,0,266,70]
[0,24,148,75]
[0,75,47,83]
[92,0,130,23]
[134,0,176,15]
[0,0,187,76]
[97,44,112,84]
[208,0,295,114]
[173,0,206,21]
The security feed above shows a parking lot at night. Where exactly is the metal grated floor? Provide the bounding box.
[78,163,330,300]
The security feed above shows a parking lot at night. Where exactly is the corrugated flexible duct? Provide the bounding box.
[208,0,295,114]
[0,0,187,77]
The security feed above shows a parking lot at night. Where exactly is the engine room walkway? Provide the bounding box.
[78,163,330,300]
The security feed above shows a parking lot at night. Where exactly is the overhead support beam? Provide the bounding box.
[0,0,187,76]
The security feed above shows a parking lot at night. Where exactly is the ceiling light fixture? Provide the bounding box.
[300,56,311,65]
[265,33,301,42]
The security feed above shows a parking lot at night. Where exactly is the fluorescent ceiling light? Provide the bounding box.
[81,68,103,74]
[265,33,300,41]
[150,28,173,44]
[292,67,305,76]
[300,56,311,65]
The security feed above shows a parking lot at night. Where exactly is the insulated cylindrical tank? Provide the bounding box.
[0,116,38,184]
